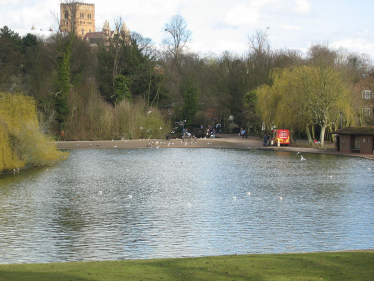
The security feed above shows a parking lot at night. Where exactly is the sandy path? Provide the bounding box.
[56,133,374,160]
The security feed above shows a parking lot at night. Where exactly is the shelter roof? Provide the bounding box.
[331,127,374,135]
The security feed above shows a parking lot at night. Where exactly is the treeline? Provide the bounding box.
[1,19,373,143]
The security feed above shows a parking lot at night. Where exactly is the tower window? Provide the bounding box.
[362,90,373,99]
[81,29,84,35]
[64,11,68,19]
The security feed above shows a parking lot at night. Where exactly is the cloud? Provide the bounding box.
[283,25,302,30]
[333,37,374,56]
[0,0,21,5]
[293,0,311,14]
[223,0,276,26]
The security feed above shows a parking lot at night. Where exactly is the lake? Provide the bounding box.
[0,148,373,264]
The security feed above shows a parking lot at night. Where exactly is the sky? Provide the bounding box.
[1,0,374,60]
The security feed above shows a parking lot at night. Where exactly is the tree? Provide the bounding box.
[257,65,352,146]
[162,15,192,70]
[243,90,261,134]
[181,82,198,127]
[54,0,84,129]
[114,75,132,103]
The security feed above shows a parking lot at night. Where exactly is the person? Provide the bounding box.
[263,133,268,146]
[242,128,246,138]
[59,130,65,141]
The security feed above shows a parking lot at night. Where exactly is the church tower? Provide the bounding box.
[60,2,95,37]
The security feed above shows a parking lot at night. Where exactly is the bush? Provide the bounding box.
[0,92,68,173]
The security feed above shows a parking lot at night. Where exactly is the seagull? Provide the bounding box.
[140,127,143,130]
[247,192,251,196]
[127,195,133,199]
[160,127,162,130]
[98,191,103,196]
[297,152,300,154]
[279,196,283,200]
[301,155,306,161]
[232,196,237,200]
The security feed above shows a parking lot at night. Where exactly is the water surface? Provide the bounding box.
[0,148,373,264]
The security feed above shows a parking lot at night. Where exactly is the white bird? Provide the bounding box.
[297,152,300,154]
[232,196,237,200]
[279,196,283,200]
[140,127,143,130]
[98,191,103,196]
[127,195,132,199]
[301,155,306,161]
[247,192,251,196]
[114,145,117,148]
[160,127,162,130]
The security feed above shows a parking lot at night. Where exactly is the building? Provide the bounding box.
[83,20,130,46]
[331,127,374,154]
[60,2,95,38]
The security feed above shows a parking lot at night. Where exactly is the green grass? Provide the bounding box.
[0,252,373,281]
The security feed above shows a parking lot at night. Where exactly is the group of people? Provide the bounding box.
[206,126,216,138]
[239,128,247,138]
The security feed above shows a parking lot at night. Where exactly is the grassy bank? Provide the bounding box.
[0,252,373,280]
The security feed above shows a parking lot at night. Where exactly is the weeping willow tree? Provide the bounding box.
[257,65,353,146]
[0,93,69,173]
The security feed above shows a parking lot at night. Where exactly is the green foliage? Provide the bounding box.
[181,83,198,126]
[257,65,353,145]
[0,93,68,172]
[55,37,72,125]
[114,75,132,103]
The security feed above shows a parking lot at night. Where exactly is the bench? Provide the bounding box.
[351,148,361,153]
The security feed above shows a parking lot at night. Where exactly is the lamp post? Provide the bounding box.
[339,111,343,129]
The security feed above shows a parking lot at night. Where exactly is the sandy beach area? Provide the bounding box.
[56,133,374,160]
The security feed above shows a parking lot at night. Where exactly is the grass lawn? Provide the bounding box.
[0,251,373,280]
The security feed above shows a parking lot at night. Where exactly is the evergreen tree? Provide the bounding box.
[182,83,198,127]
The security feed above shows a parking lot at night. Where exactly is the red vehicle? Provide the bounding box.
[270,129,290,146]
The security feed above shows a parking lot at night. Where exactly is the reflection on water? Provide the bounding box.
[0,148,373,264]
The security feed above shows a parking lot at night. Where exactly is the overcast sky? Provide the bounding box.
[1,0,374,59]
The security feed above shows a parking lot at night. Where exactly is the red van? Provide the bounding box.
[270,129,290,146]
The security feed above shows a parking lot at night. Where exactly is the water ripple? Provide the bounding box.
[0,148,373,264]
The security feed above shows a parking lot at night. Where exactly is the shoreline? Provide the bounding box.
[56,133,374,160]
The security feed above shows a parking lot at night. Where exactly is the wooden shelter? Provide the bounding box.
[331,127,374,154]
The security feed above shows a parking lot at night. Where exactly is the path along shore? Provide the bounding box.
[57,133,374,160]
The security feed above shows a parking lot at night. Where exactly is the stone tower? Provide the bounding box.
[60,2,95,37]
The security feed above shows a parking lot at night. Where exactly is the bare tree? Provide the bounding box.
[248,27,270,55]
[162,15,192,69]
